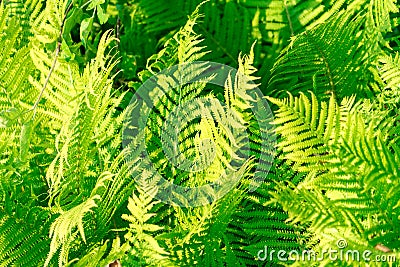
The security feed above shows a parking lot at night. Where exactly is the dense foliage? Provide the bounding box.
[0,0,399,266]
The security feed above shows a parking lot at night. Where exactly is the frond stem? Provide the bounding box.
[30,1,74,120]
[197,23,237,63]
[284,0,294,36]
[304,31,336,95]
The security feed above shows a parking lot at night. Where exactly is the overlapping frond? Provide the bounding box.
[268,91,400,266]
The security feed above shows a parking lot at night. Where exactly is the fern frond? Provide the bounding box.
[30,29,146,264]
[267,92,340,172]
[118,182,171,266]
[5,0,43,41]
[165,167,252,267]
[0,211,53,266]
[267,10,381,99]
[45,195,100,266]
[378,52,400,105]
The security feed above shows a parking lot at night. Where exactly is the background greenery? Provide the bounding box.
[0,0,399,266]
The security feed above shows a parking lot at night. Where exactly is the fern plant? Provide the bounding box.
[0,0,400,266]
